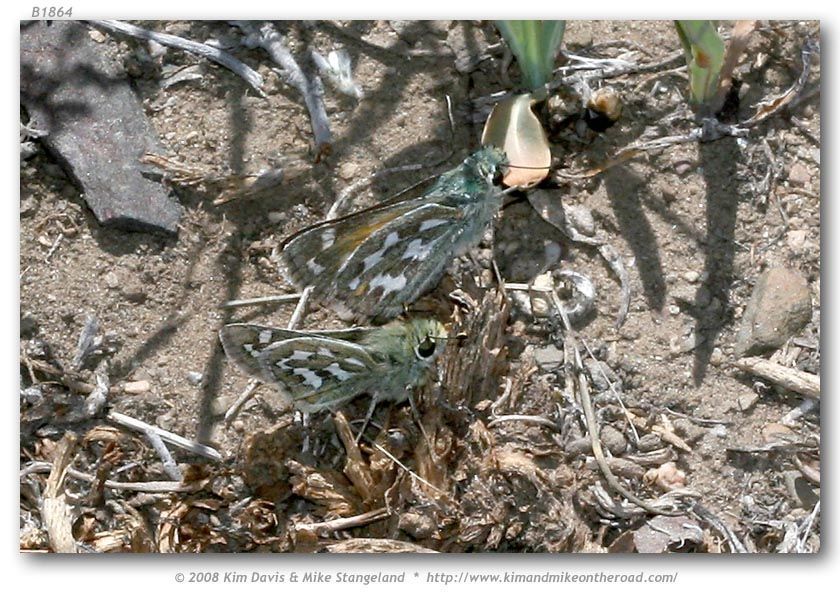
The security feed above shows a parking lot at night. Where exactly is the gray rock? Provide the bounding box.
[600,424,627,456]
[564,437,591,458]
[121,285,148,304]
[787,162,811,186]
[735,267,813,357]
[737,392,759,411]
[672,418,705,444]
[636,433,664,453]
[584,358,621,392]
[21,21,182,235]
[534,345,564,371]
[398,512,436,540]
[186,371,204,386]
[682,270,701,283]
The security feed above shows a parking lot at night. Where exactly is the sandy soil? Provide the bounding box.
[20,20,820,553]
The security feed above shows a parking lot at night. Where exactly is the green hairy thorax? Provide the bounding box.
[364,319,447,365]
[427,146,507,199]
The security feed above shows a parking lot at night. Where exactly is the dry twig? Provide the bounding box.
[43,433,79,553]
[88,20,265,95]
[295,507,390,537]
[732,357,820,399]
[221,293,301,309]
[108,411,223,462]
[233,21,331,159]
[22,461,203,493]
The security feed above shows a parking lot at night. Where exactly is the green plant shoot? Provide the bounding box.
[675,20,726,109]
[496,20,566,94]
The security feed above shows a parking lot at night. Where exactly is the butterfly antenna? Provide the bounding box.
[502,162,553,170]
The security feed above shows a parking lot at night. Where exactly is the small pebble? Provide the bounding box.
[186,371,203,386]
[534,346,564,371]
[565,204,596,237]
[338,161,358,180]
[682,270,700,284]
[543,241,562,267]
[636,433,664,453]
[708,424,728,438]
[672,418,705,443]
[645,461,686,490]
[763,422,794,444]
[734,267,813,357]
[104,272,120,289]
[737,392,759,411]
[148,40,167,58]
[121,285,147,303]
[124,380,151,394]
[674,161,693,176]
[88,30,107,43]
[669,332,703,355]
[709,347,724,366]
[600,424,627,456]
[668,304,680,316]
[20,196,37,217]
[786,229,808,251]
[399,512,436,540]
[787,162,811,186]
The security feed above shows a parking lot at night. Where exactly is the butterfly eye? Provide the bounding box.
[492,166,505,186]
[415,336,437,359]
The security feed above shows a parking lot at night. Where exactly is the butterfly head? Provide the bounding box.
[407,318,449,363]
[469,145,509,185]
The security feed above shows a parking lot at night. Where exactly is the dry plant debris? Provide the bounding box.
[20,20,819,554]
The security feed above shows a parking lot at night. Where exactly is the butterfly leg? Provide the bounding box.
[405,386,433,452]
[354,397,380,444]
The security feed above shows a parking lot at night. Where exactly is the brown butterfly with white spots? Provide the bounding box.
[280,147,508,322]
[219,318,447,413]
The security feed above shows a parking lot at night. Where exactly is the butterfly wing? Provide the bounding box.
[282,200,465,320]
[220,323,373,378]
[281,199,429,287]
[327,202,468,318]
[220,324,381,411]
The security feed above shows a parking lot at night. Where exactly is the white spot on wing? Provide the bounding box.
[362,232,401,273]
[369,272,407,296]
[277,350,314,370]
[243,343,260,358]
[383,231,400,248]
[362,248,386,272]
[344,357,365,367]
[293,368,322,389]
[258,330,273,344]
[325,362,353,381]
[307,257,325,275]
[402,238,434,260]
[349,276,361,290]
[419,218,448,232]
[317,347,335,358]
[320,228,336,250]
